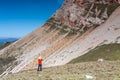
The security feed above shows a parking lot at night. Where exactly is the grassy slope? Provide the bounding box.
[0,42,16,74]
[69,43,120,64]
[1,43,120,80]
[1,61,120,80]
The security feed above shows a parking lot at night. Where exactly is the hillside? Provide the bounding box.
[1,43,120,80]
[0,0,120,76]
[0,42,16,75]
[1,61,120,80]
[69,43,120,63]
[0,42,11,50]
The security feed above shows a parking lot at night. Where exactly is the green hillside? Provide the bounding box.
[1,43,120,80]
[1,61,120,80]
[69,43,120,64]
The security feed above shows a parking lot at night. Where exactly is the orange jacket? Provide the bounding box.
[38,59,42,64]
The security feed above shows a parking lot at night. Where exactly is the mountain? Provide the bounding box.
[0,38,18,45]
[0,0,120,77]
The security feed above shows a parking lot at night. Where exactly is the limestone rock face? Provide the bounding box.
[53,0,119,31]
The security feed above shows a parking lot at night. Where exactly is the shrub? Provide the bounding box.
[58,25,69,35]
[67,29,77,37]
[58,28,68,35]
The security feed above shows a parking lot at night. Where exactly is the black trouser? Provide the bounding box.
[37,64,42,71]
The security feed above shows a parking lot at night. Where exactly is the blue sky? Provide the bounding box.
[0,0,64,38]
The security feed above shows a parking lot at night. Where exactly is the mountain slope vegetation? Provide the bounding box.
[69,43,120,64]
[1,61,120,80]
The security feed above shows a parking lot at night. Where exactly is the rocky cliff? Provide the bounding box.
[0,0,120,76]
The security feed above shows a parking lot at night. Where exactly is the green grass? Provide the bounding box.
[1,43,120,79]
[69,43,120,64]
[0,56,16,74]
[1,61,120,80]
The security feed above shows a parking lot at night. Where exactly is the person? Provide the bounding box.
[37,56,43,71]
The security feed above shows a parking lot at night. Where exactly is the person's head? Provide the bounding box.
[38,56,42,59]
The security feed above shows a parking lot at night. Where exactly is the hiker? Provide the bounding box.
[37,56,43,71]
